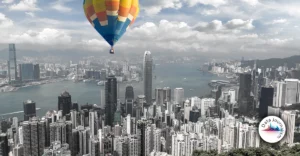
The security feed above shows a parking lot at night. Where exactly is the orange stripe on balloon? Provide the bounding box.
[86,5,95,17]
[128,6,137,16]
[118,6,130,17]
[105,0,119,11]
[96,11,107,22]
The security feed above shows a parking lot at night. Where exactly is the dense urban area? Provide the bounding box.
[0,44,300,156]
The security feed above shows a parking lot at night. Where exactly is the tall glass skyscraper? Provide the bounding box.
[58,91,72,117]
[8,44,17,83]
[105,76,117,126]
[20,63,34,81]
[143,51,153,107]
[23,100,36,121]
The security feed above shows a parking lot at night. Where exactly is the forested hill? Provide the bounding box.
[242,55,300,69]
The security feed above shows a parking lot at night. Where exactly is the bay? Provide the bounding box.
[0,63,225,119]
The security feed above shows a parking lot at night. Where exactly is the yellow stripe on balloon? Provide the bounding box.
[118,0,132,22]
[93,0,106,12]
[129,2,139,27]
[134,5,140,19]
[85,0,93,5]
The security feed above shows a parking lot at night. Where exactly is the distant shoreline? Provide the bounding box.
[0,78,65,93]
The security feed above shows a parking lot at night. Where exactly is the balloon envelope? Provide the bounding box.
[83,0,140,47]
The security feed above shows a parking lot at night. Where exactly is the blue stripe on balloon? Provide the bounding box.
[106,15,118,46]
[119,18,131,37]
[104,35,114,46]
[93,19,113,46]
[107,16,117,35]
[113,18,131,43]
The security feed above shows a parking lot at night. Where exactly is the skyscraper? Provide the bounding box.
[100,69,107,80]
[22,118,46,156]
[125,85,134,116]
[174,88,184,105]
[126,99,134,116]
[259,87,274,119]
[284,79,298,105]
[125,85,134,100]
[23,100,36,121]
[8,44,17,83]
[20,63,34,81]
[238,73,252,114]
[105,76,118,126]
[155,88,164,106]
[281,111,296,146]
[58,91,72,116]
[33,64,40,80]
[143,51,153,107]
[0,133,8,156]
[100,89,105,109]
[137,119,151,156]
[163,87,171,103]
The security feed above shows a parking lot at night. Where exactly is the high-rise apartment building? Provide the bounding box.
[281,111,296,146]
[174,88,184,105]
[238,73,252,114]
[22,118,46,156]
[284,79,298,105]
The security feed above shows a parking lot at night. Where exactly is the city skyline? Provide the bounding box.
[0,43,300,155]
[1,0,300,154]
[1,1,300,58]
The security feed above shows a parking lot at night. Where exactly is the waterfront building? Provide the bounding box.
[23,100,36,121]
[58,91,72,117]
[8,44,17,83]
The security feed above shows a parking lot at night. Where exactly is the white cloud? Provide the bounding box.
[225,19,254,30]
[241,0,259,6]
[141,0,182,15]
[0,13,14,28]
[184,0,227,7]
[25,12,35,17]
[194,20,223,32]
[9,0,40,11]
[266,38,293,45]
[2,0,14,4]
[52,4,72,13]
[51,0,72,13]
[9,28,72,45]
[194,19,254,33]
[272,19,287,24]
[239,34,258,38]
[200,9,220,15]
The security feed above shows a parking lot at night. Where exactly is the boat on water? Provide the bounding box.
[97,81,105,86]
[226,75,234,79]
[1,108,41,116]
[83,79,92,83]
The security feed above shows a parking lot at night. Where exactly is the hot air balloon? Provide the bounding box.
[83,0,140,54]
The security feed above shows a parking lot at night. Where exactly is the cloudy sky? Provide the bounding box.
[0,0,300,59]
